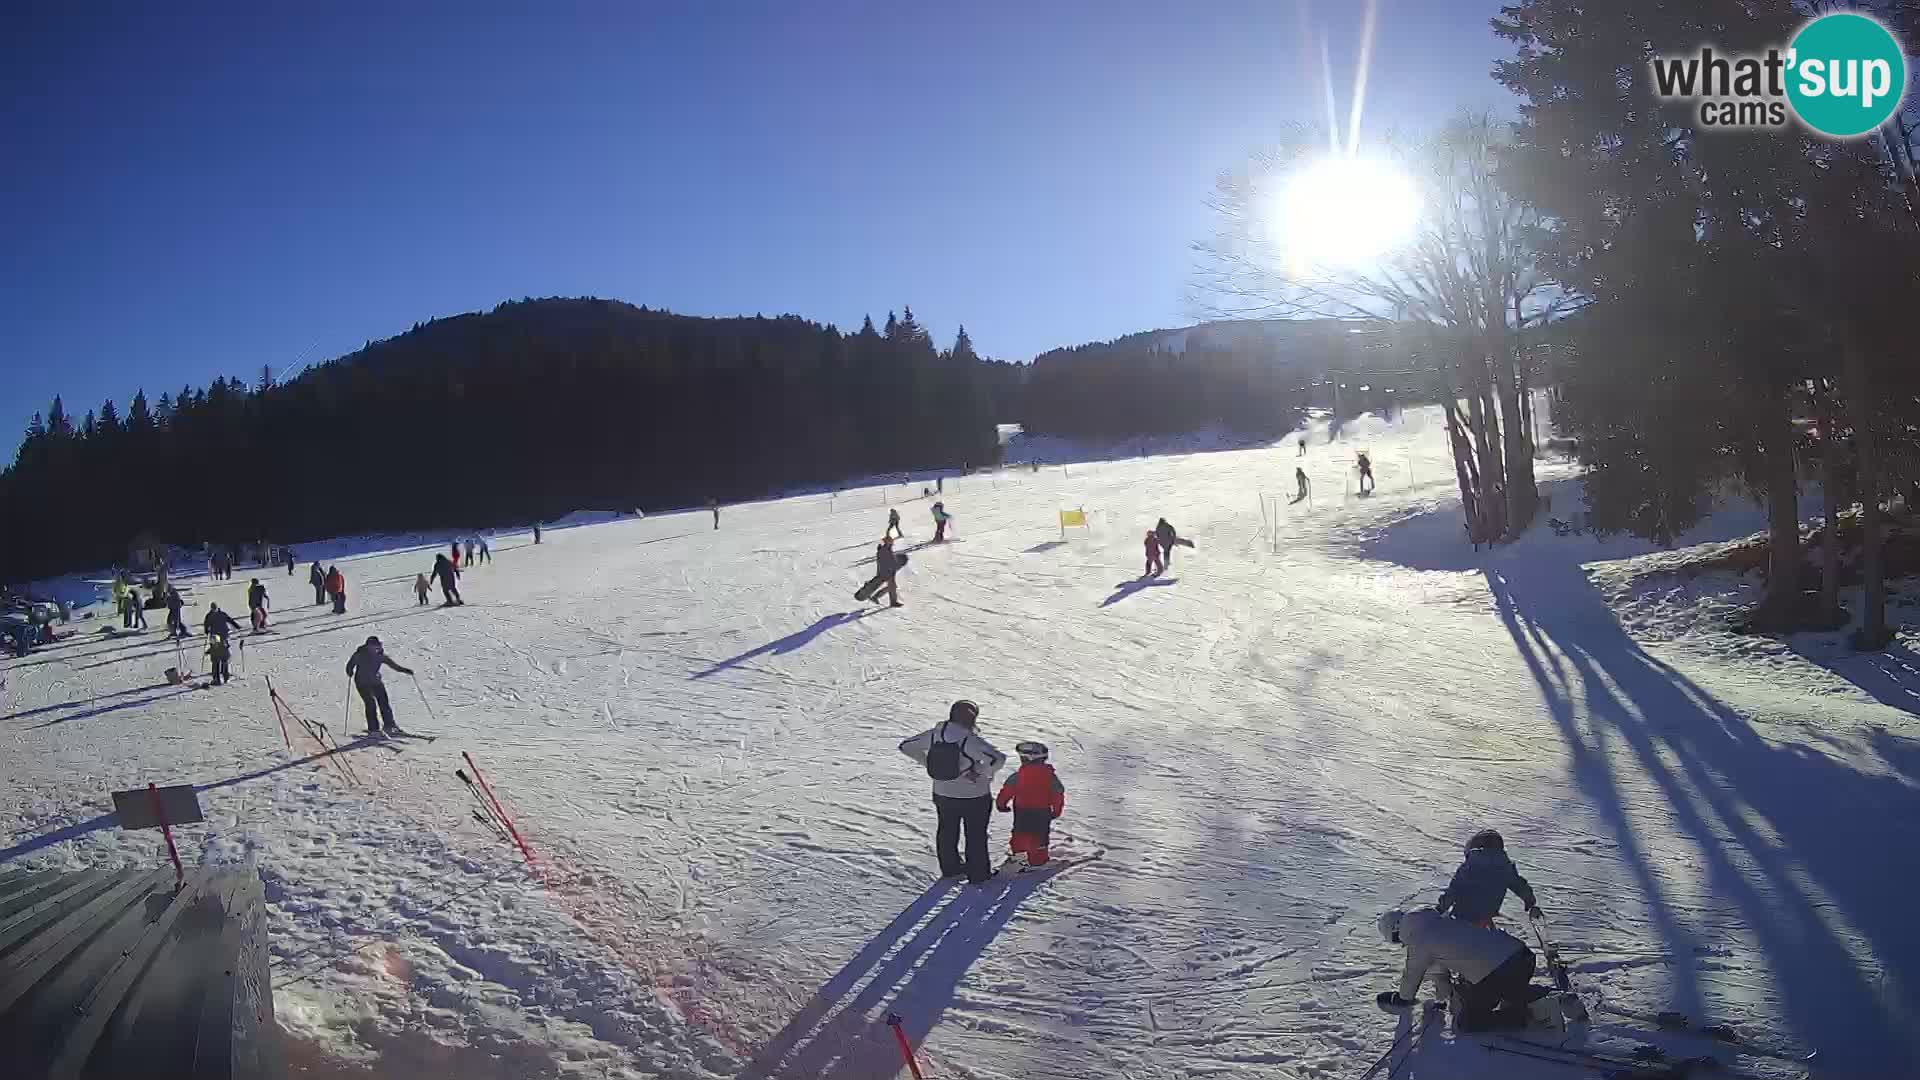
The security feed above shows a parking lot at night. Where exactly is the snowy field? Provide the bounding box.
[5,406,1919,1080]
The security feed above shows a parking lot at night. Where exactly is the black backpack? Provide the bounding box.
[924,721,974,781]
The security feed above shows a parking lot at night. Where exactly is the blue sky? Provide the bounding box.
[1,1,1514,435]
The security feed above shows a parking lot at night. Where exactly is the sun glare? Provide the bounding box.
[1271,154,1421,274]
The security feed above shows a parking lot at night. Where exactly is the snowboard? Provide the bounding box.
[854,552,908,601]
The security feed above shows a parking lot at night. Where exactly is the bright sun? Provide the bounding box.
[1271,154,1421,274]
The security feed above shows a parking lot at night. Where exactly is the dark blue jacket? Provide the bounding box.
[1437,847,1537,924]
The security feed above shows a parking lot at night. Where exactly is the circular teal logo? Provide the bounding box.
[1786,13,1907,138]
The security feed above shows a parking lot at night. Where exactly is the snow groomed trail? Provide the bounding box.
[4,406,1917,1079]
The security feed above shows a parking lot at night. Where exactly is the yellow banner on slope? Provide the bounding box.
[1059,508,1088,528]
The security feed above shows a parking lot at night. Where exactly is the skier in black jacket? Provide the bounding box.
[345,635,415,735]
[247,579,270,631]
[431,553,464,606]
[202,603,242,686]
[309,562,326,606]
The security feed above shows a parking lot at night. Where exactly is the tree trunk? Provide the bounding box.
[1845,341,1891,649]
[1493,343,1538,535]
[1820,411,1841,625]
[1749,386,1805,632]
[1445,399,1479,537]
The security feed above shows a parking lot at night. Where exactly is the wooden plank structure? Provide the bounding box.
[0,863,279,1080]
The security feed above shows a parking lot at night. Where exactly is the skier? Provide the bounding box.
[1144,530,1164,577]
[247,578,270,631]
[1295,466,1310,502]
[450,539,461,570]
[345,635,415,736]
[326,565,346,614]
[202,603,242,686]
[164,586,186,639]
[128,587,149,630]
[310,562,326,606]
[710,498,720,530]
[931,501,952,543]
[414,572,431,606]
[465,538,476,566]
[477,536,491,564]
[1299,437,1307,457]
[996,741,1065,868]
[898,700,1007,884]
[431,553,464,606]
[1437,829,1542,928]
[1376,908,1538,1032]
[857,536,904,608]
[885,507,903,540]
[1357,451,1375,495]
[532,522,542,544]
[285,546,296,575]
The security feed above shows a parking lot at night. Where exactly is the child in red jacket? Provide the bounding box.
[997,741,1066,867]
[1144,531,1164,576]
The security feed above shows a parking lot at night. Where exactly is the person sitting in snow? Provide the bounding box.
[997,741,1065,868]
[1437,829,1541,928]
[1376,907,1538,1032]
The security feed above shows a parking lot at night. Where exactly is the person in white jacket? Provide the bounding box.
[1376,907,1536,1032]
[898,700,1007,883]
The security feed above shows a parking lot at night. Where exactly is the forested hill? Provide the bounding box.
[0,298,1015,580]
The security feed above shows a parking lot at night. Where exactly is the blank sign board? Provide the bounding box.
[111,785,204,831]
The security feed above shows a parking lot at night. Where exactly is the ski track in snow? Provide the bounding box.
[5,405,1919,1079]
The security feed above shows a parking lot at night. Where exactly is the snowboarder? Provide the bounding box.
[345,635,415,736]
[898,700,1007,884]
[996,741,1065,868]
[1154,518,1192,566]
[202,603,242,686]
[128,587,148,630]
[856,537,904,608]
[414,572,431,606]
[1357,451,1375,495]
[532,522,542,544]
[1144,530,1164,577]
[477,536,491,564]
[885,508,903,540]
[1294,467,1310,502]
[1437,829,1542,928]
[931,501,952,543]
[432,553,464,606]
[310,562,326,606]
[164,586,186,639]
[1376,908,1539,1032]
[247,578,269,631]
[326,566,346,614]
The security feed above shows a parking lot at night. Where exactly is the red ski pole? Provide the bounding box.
[462,751,544,883]
[886,1014,925,1080]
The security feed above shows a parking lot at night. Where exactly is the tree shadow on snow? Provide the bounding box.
[1022,541,1068,554]
[739,871,1058,1080]
[1100,576,1176,608]
[1485,555,1920,1071]
[1789,641,1920,721]
[689,610,873,680]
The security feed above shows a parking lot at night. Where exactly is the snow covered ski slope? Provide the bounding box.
[4,406,1918,1079]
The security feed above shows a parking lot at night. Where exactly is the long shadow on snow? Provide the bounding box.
[0,743,387,864]
[1788,641,1920,720]
[689,609,873,681]
[1099,576,1176,607]
[1485,556,1920,1073]
[741,871,1056,1080]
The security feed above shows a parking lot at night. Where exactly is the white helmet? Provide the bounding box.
[1377,909,1405,944]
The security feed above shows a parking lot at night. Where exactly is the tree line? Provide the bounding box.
[2,297,1335,581]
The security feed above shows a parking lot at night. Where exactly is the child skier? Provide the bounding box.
[1144,530,1164,576]
[414,572,431,606]
[886,507,903,539]
[996,741,1066,868]
[931,501,953,543]
[1357,451,1375,494]
[1437,829,1542,928]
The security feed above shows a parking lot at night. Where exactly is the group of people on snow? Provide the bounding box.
[310,562,348,614]
[1143,517,1190,577]
[1376,828,1555,1032]
[855,500,963,607]
[898,700,1066,884]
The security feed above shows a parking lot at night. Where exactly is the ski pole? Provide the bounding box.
[411,673,441,723]
[885,1014,925,1080]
